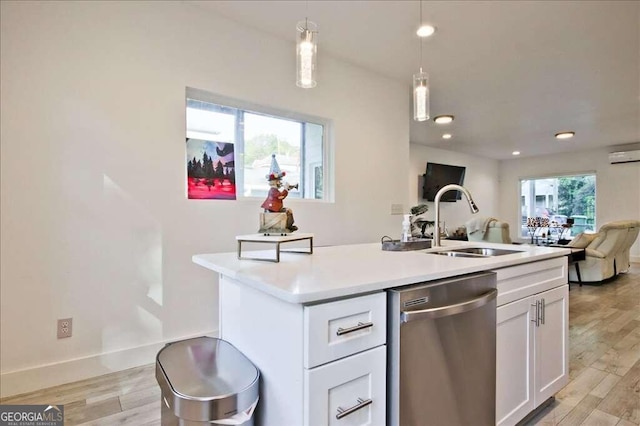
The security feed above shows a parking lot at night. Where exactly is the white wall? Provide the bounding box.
[0,1,410,395]
[409,144,501,235]
[498,147,640,259]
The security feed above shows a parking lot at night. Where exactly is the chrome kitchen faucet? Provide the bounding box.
[433,184,479,247]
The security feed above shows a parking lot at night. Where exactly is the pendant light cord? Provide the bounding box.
[419,0,423,70]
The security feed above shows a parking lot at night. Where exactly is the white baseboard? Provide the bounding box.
[0,329,218,398]
[631,256,639,264]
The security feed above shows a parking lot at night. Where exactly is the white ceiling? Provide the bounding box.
[192,1,639,160]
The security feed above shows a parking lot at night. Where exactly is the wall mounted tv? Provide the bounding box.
[422,162,467,202]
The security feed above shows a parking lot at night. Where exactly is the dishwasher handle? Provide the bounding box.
[401,288,498,323]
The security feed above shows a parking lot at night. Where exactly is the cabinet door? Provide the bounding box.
[304,346,385,426]
[535,285,569,404]
[496,295,535,426]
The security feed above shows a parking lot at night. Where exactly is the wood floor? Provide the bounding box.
[1,264,639,426]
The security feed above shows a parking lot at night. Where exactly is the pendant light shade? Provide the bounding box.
[296,19,318,88]
[413,69,429,121]
[413,1,430,121]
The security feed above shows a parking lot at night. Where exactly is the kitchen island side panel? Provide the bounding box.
[220,275,305,426]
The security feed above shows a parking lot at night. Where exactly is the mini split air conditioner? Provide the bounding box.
[608,150,640,164]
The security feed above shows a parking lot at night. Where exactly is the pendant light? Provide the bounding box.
[413,1,430,121]
[296,18,318,88]
[413,69,429,121]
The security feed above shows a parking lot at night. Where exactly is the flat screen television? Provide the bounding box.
[422,162,466,202]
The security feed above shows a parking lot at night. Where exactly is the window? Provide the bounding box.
[519,174,596,239]
[186,88,330,200]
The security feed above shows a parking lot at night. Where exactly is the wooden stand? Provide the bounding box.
[236,233,314,263]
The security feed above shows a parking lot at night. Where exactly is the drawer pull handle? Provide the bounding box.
[336,397,372,419]
[336,321,373,336]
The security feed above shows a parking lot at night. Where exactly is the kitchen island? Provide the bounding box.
[193,240,570,426]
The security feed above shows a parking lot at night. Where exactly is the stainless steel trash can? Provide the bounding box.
[156,337,260,426]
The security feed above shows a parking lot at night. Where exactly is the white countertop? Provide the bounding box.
[193,240,571,304]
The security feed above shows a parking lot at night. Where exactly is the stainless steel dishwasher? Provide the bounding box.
[387,271,497,426]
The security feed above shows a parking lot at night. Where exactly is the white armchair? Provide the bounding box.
[465,217,512,244]
[567,220,640,283]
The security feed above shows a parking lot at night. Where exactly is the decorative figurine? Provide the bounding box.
[259,154,298,235]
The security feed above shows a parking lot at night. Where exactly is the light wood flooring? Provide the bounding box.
[1,264,639,425]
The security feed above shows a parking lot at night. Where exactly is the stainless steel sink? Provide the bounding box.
[429,247,523,258]
[433,251,489,258]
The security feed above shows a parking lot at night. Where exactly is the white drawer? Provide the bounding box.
[495,257,567,307]
[304,346,386,426]
[304,292,386,368]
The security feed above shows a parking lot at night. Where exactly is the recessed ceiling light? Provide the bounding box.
[434,115,454,124]
[417,25,436,37]
[555,131,575,139]
[512,151,521,156]
[442,134,452,139]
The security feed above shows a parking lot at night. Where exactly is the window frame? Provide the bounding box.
[517,171,597,240]
[186,87,333,202]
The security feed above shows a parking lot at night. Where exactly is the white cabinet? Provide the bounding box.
[304,346,386,426]
[219,275,386,426]
[496,281,568,426]
[214,255,568,426]
[304,293,387,426]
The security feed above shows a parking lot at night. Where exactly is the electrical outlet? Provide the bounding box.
[391,204,404,215]
[57,318,72,339]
